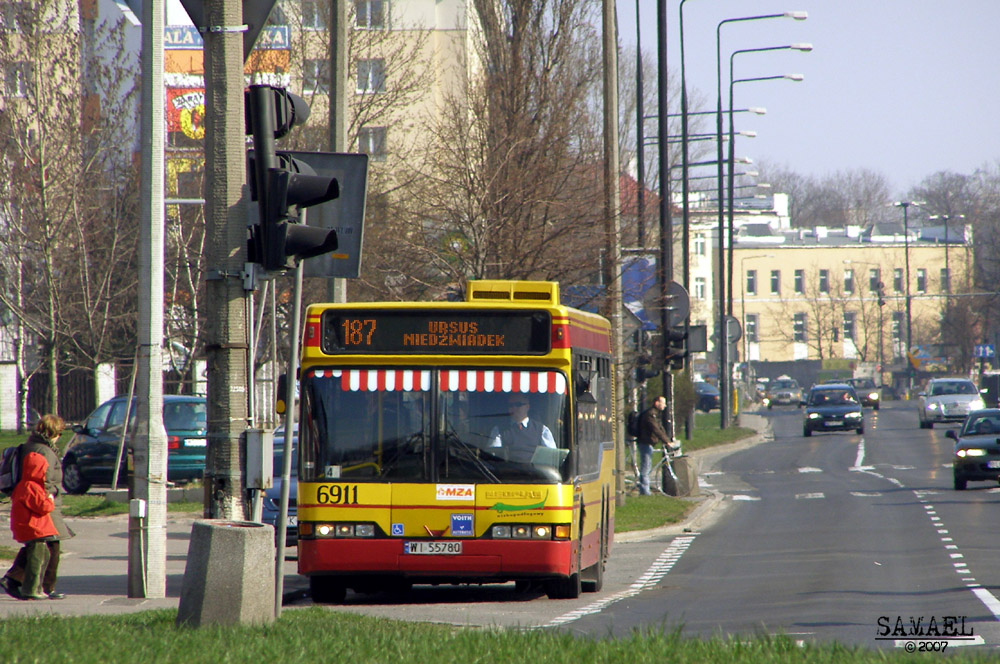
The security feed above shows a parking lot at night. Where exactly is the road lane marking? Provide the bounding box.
[795,493,824,500]
[541,535,698,628]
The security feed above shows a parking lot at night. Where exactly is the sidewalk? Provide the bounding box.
[0,511,303,618]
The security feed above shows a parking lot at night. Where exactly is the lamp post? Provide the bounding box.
[894,201,922,396]
[634,0,645,247]
[715,10,807,429]
[929,214,965,294]
[739,253,774,394]
[726,42,810,318]
[844,259,886,388]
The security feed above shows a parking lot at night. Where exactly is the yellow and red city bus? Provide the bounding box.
[295,280,616,601]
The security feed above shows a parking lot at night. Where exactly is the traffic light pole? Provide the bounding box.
[202,0,250,519]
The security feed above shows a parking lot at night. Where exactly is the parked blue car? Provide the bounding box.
[62,395,207,494]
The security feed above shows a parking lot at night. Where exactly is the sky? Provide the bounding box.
[617,0,1000,195]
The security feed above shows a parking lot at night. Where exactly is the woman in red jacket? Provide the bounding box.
[8,451,58,600]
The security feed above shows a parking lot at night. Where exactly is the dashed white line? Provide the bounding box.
[541,535,698,629]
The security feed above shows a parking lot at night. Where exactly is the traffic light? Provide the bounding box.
[665,326,687,371]
[634,355,660,382]
[246,84,340,271]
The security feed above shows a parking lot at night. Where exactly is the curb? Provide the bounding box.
[616,410,772,543]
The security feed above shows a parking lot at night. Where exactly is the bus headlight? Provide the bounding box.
[492,524,569,540]
[308,522,376,538]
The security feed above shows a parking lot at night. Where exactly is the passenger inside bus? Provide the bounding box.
[488,394,556,463]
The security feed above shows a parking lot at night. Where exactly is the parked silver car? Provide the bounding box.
[918,378,984,429]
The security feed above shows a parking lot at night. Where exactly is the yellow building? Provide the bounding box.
[734,224,974,372]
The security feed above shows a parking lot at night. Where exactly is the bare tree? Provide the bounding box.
[362,0,608,302]
[0,0,140,418]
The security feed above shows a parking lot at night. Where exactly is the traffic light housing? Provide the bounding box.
[634,355,660,382]
[246,84,340,271]
[665,326,687,371]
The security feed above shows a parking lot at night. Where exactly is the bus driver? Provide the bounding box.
[489,395,556,462]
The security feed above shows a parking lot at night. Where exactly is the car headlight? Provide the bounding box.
[927,403,941,411]
[845,411,862,419]
[957,448,987,458]
[868,392,879,400]
[807,413,821,420]
[970,399,985,410]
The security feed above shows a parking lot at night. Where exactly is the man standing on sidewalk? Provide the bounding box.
[636,395,679,495]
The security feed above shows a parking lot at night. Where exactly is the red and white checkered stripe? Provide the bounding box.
[308,369,567,394]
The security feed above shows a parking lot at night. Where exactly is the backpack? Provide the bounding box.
[626,411,641,439]
[0,444,22,497]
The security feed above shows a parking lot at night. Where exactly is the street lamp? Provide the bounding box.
[894,201,923,396]
[845,259,887,388]
[715,10,807,429]
[740,253,774,394]
[726,44,811,321]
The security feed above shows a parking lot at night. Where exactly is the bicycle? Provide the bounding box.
[623,437,679,495]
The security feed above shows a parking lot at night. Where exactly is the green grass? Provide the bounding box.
[0,608,988,664]
[680,412,756,453]
[615,494,693,532]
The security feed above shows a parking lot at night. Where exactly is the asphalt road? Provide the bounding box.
[560,400,1000,653]
[7,402,999,656]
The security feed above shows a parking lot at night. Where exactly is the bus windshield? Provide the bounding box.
[299,367,570,484]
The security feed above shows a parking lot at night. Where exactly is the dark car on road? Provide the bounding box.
[693,381,721,412]
[846,378,881,410]
[62,395,207,494]
[802,383,864,437]
[947,409,1000,490]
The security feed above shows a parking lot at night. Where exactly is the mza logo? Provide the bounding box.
[436,484,474,501]
[451,513,474,536]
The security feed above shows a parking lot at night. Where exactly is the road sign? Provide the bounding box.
[975,344,995,359]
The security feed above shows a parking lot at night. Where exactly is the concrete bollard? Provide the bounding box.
[176,519,276,627]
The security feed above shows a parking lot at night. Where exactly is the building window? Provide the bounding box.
[916,268,926,293]
[819,269,829,294]
[746,313,759,343]
[3,62,30,97]
[301,0,327,29]
[694,234,706,256]
[869,268,880,292]
[941,267,950,293]
[746,270,757,296]
[355,0,386,28]
[843,312,856,341]
[793,269,804,294]
[892,312,903,341]
[357,59,385,93]
[844,269,854,294]
[694,276,706,300]
[793,312,807,343]
[303,58,330,94]
[770,270,781,295]
[358,126,387,161]
[893,268,903,293]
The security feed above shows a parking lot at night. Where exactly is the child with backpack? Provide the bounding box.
[1,414,71,600]
[7,450,59,599]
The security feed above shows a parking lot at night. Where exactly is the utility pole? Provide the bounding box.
[602,0,625,506]
[656,0,675,436]
[130,0,167,598]
[203,0,250,518]
[327,0,348,304]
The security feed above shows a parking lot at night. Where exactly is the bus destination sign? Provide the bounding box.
[322,310,552,354]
